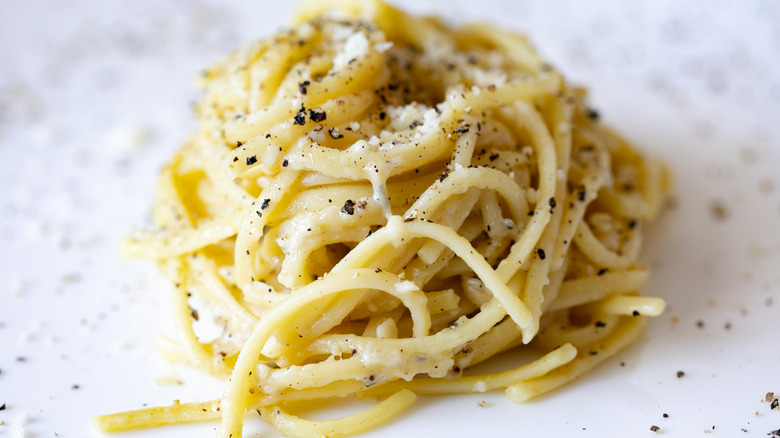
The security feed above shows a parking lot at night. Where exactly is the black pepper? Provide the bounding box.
[261,198,270,210]
[293,111,306,125]
[650,425,660,432]
[597,268,608,276]
[439,173,448,182]
[536,248,546,260]
[329,127,343,139]
[246,155,258,165]
[308,108,327,122]
[298,80,310,95]
[341,199,355,215]
[676,370,685,378]
[282,159,289,167]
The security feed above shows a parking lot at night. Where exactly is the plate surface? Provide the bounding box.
[1,0,779,436]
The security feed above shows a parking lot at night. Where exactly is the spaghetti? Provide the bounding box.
[95,0,670,436]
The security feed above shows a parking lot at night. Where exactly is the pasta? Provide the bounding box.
[95,0,670,436]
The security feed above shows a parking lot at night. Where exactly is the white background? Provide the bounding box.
[1,0,779,437]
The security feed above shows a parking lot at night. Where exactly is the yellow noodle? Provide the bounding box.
[99,1,670,437]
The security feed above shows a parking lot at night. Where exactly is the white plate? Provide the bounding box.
[1,0,779,436]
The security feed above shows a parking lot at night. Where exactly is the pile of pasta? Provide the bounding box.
[96,0,669,436]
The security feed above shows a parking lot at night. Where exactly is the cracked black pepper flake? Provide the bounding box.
[536,248,546,260]
[586,108,600,120]
[439,173,448,182]
[298,80,310,95]
[72,384,80,390]
[710,199,729,221]
[232,156,239,162]
[628,219,637,229]
[454,125,470,134]
[0,403,5,410]
[650,425,660,432]
[489,152,500,161]
[769,428,780,437]
[255,211,262,218]
[598,268,608,276]
[309,108,327,122]
[341,199,355,215]
[246,155,257,165]
[595,320,606,328]
[282,159,289,167]
[328,127,343,139]
[261,198,270,210]
[293,111,306,125]
[696,320,705,328]
[379,111,386,120]
[632,310,640,316]
[548,197,556,213]
[236,140,243,148]
[663,413,669,418]
[677,370,685,378]
[771,398,779,410]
